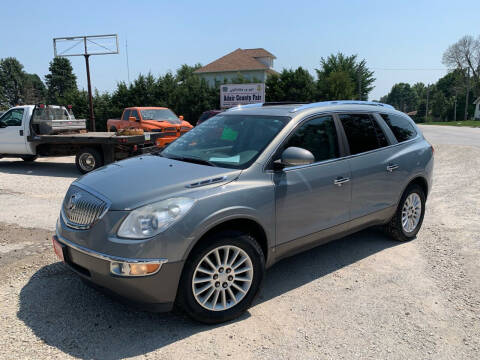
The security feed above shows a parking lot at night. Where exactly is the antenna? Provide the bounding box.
[53,34,119,131]
[126,37,130,84]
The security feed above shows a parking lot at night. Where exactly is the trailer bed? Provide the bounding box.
[27,132,165,145]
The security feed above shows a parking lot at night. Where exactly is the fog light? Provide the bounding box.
[110,261,161,277]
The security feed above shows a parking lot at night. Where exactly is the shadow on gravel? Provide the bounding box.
[0,159,78,178]
[18,228,398,359]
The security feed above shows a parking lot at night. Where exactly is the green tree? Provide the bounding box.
[45,57,78,104]
[316,53,375,100]
[266,67,316,102]
[0,57,26,107]
[380,83,418,113]
[23,73,46,104]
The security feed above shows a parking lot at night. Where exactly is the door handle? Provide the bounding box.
[386,164,399,172]
[334,177,350,186]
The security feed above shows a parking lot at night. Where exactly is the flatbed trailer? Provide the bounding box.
[0,105,173,174]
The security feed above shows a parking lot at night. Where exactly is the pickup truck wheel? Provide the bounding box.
[176,231,265,324]
[21,155,38,162]
[75,148,104,174]
[384,184,426,242]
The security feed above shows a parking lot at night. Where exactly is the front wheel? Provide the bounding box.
[384,184,426,241]
[75,147,104,174]
[176,231,265,324]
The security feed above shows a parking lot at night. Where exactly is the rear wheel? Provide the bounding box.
[75,148,104,174]
[21,155,38,162]
[177,231,265,324]
[384,184,425,241]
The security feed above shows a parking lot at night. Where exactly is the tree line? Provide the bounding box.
[380,34,480,122]
[1,34,478,128]
[0,53,374,130]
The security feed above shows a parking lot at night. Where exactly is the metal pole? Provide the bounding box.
[464,68,470,121]
[454,88,457,122]
[425,87,429,123]
[84,54,95,131]
[358,72,362,101]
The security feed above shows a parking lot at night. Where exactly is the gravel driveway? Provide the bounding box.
[0,126,479,359]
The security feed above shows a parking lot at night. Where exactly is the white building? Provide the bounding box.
[194,48,277,87]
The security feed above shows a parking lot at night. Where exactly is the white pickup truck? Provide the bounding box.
[0,105,165,173]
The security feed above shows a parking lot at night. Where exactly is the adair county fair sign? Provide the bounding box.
[220,83,265,108]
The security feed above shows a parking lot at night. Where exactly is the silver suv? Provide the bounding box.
[54,101,434,323]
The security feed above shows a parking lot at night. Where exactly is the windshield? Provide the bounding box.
[140,109,181,124]
[161,114,290,169]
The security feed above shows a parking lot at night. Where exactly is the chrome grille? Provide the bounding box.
[61,185,109,229]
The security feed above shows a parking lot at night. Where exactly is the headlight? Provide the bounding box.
[117,197,195,239]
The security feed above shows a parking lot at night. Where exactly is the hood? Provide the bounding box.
[75,155,240,210]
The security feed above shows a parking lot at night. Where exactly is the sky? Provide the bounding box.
[1,0,479,101]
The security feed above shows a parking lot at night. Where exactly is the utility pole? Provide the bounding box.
[425,87,429,123]
[454,87,457,122]
[464,68,470,121]
[358,72,362,101]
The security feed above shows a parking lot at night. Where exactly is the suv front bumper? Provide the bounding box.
[53,234,183,312]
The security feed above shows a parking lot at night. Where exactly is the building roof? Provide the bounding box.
[194,48,275,74]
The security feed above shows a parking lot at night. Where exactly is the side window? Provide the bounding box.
[380,113,417,142]
[0,109,24,127]
[122,109,131,121]
[339,113,388,155]
[130,110,140,121]
[284,115,339,164]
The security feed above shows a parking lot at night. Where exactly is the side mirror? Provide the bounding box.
[275,147,315,170]
[0,121,6,128]
[128,116,137,122]
[179,115,184,120]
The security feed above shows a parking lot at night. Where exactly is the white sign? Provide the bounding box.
[220,83,265,109]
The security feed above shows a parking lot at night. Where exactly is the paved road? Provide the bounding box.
[419,124,480,147]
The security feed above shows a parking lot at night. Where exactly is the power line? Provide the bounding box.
[372,67,448,71]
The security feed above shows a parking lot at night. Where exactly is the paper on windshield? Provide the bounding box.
[209,155,240,163]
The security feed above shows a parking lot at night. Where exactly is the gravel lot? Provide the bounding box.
[0,126,479,359]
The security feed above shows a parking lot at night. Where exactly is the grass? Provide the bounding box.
[420,120,480,128]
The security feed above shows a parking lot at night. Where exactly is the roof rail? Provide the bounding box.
[225,103,264,112]
[290,100,395,112]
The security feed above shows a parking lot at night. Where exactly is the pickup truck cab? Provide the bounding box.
[0,105,164,173]
[107,107,193,147]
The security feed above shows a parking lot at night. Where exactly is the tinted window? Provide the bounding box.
[340,114,388,155]
[122,109,131,121]
[380,113,417,142]
[284,115,339,163]
[0,109,24,127]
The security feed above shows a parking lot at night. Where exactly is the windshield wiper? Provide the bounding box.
[165,155,217,167]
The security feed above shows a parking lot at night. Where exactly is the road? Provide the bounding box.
[0,125,479,359]
[419,124,480,147]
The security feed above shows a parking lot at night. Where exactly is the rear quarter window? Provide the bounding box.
[380,113,417,142]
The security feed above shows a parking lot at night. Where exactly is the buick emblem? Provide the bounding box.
[67,193,82,210]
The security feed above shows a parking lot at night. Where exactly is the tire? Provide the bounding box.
[109,126,117,133]
[384,184,426,242]
[21,155,38,162]
[176,231,265,324]
[75,147,104,174]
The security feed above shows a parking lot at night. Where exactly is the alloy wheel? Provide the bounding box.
[192,245,253,311]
